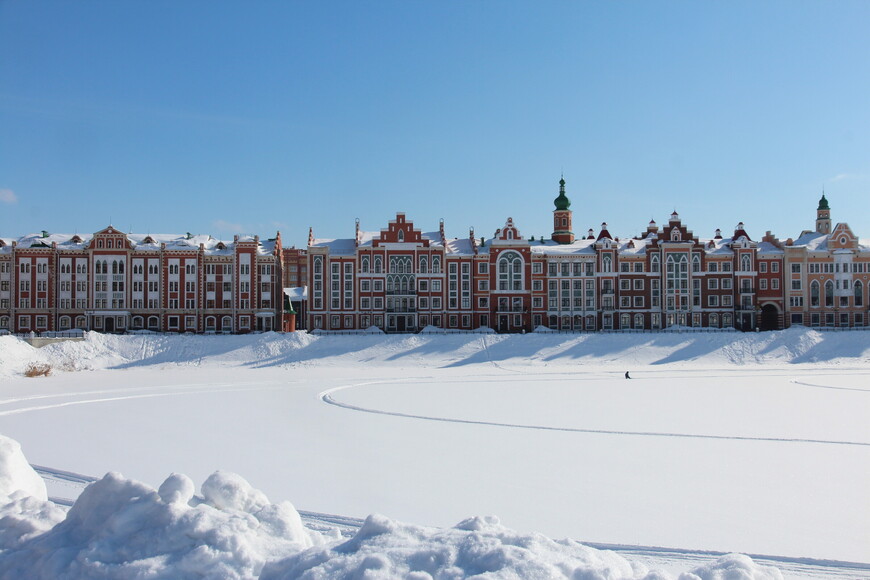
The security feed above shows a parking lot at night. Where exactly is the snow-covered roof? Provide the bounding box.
[528,238,598,256]
[790,231,828,251]
[0,231,278,256]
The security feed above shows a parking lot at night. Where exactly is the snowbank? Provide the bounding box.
[1,327,868,379]
[0,441,320,579]
[0,436,785,579]
[262,514,783,579]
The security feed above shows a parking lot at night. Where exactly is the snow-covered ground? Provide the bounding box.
[0,329,868,578]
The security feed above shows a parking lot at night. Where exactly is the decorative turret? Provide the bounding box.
[816,192,831,234]
[551,177,574,244]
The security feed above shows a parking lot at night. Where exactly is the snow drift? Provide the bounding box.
[1,326,869,379]
[0,435,785,579]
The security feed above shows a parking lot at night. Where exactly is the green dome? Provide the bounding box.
[817,193,830,211]
[554,178,571,211]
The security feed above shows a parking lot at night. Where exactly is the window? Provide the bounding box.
[855,280,864,307]
[650,255,660,273]
[772,262,779,273]
[478,262,488,274]
[497,251,524,291]
[792,264,801,273]
[633,279,644,290]
[824,280,834,307]
[759,262,767,273]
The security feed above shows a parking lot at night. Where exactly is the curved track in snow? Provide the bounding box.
[319,382,870,448]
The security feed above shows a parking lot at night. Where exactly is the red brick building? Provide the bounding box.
[305,183,868,333]
[0,227,284,333]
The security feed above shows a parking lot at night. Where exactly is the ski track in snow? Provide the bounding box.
[0,383,283,417]
[319,380,870,448]
[30,465,870,580]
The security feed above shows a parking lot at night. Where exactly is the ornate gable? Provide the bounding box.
[829,223,857,249]
[374,213,428,247]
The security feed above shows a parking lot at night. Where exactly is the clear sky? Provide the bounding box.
[1,1,868,247]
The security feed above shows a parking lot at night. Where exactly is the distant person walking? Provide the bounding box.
[624,371,631,379]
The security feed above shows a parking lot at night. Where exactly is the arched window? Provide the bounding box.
[313,257,322,274]
[0,316,8,329]
[709,313,719,328]
[824,280,834,307]
[692,255,701,273]
[741,254,751,272]
[506,229,514,240]
[75,316,86,329]
[671,228,681,241]
[374,256,383,273]
[118,262,124,274]
[431,256,441,274]
[205,316,216,331]
[59,316,71,330]
[602,255,612,273]
[810,281,820,307]
[419,256,428,274]
[112,261,118,274]
[397,230,404,242]
[497,251,524,291]
[361,256,370,273]
[221,316,233,331]
[855,280,864,307]
[132,316,144,330]
[651,255,660,273]
[634,314,644,329]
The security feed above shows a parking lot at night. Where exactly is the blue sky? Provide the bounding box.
[1,1,868,247]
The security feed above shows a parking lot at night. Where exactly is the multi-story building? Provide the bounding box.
[306,182,868,333]
[2,184,866,335]
[0,226,284,334]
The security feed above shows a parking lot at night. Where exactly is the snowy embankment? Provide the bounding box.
[1,326,868,379]
[0,435,783,579]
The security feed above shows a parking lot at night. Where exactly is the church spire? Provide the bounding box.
[551,176,574,244]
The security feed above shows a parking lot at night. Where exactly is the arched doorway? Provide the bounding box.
[760,304,780,331]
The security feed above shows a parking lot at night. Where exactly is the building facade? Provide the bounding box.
[305,185,869,333]
[0,227,284,334]
[2,185,867,335]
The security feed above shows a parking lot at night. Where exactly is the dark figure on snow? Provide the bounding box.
[625,371,631,379]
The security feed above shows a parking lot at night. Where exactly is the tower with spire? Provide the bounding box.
[551,177,574,244]
[816,192,831,234]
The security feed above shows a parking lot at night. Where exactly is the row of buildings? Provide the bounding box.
[2,182,868,334]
